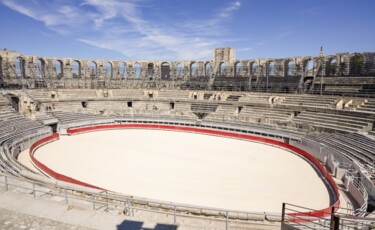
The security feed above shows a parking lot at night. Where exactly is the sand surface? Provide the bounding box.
[28,129,331,212]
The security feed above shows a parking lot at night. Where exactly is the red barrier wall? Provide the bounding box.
[35,124,340,219]
[29,133,103,190]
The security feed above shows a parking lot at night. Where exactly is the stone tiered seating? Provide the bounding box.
[133,101,171,111]
[157,90,190,100]
[239,106,292,123]
[293,111,371,133]
[49,101,83,112]
[238,94,270,104]
[324,85,362,93]
[35,113,58,124]
[172,103,196,118]
[278,95,338,108]
[111,89,145,98]
[57,89,97,99]
[191,103,218,113]
[309,133,375,167]
[356,100,375,114]
[226,94,243,102]
[215,105,237,115]
[0,94,45,144]
[27,90,52,101]
[83,101,131,114]
[52,111,111,124]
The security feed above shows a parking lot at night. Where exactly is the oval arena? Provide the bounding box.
[0,48,374,229]
[29,126,331,213]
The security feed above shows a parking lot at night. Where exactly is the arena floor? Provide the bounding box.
[20,129,331,213]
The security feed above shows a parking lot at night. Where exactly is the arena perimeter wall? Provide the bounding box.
[29,123,340,219]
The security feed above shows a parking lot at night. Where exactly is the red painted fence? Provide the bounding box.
[32,123,340,219]
[29,132,103,190]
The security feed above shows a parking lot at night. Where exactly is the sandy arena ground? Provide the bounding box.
[20,129,331,212]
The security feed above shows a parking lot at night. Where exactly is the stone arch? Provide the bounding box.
[54,60,63,79]
[147,63,154,80]
[118,62,127,79]
[190,62,198,77]
[268,61,276,77]
[205,62,212,76]
[0,55,2,78]
[134,63,141,79]
[88,61,97,78]
[235,62,242,77]
[250,62,257,76]
[161,62,170,80]
[35,58,46,78]
[304,59,314,76]
[72,60,81,78]
[327,58,337,76]
[219,62,226,75]
[14,57,25,78]
[105,62,113,78]
[176,63,183,77]
[285,60,294,77]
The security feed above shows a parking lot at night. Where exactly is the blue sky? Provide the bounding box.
[0,0,374,61]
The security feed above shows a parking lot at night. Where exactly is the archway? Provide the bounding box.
[305,59,314,76]
[250,62,257,76]
[134,63,141,79]
[161,62,170,80]
[0,55,3,78]
[328,58,337,76]
[205,63,212,76]
[35,59,45,78]
[54,60,63,79]
[235,62,242,77]
[190,62,198,77]
[15,57,25,78]
[268,61,276,77]
[219,62,226,75]
[287,61,294,77]
[176,63,183,77]
[118,62,127,79]
[147,63,154,80]
[105,62,112,78]
[88,61,97,78]
[72,60,81,78]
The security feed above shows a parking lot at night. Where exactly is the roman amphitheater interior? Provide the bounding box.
[0,47,375,229]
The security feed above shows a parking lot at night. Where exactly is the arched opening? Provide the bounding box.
[304,59,314,76]
[235,62,242,77]
[88,61,97,78]
[287,61,294,77]
[0,55,3,78]
[176,63,183,77]
[190,62,198,77]
[161,62,170,80]
[219,62,226,75]
[118,62,127,79]
[15,57,25,78]
[147,63,154,80]
[72,60,81,78]
[134,63,141,79]
[250,62,257,76]
[35,59,45,78]
[350,54,364,75]
[205,63,212,76]
[54,60,63,79]
[268,61,276,77]
[328,58,337,76]
[105,62,112,78]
